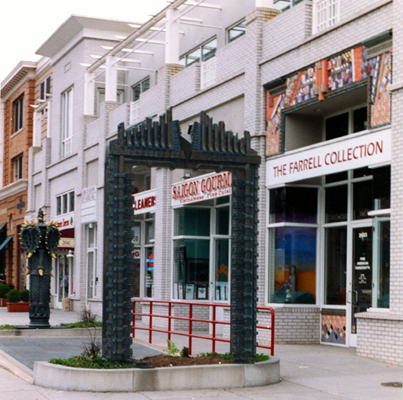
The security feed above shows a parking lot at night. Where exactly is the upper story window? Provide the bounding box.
[40,76,51,100]
[181,37,217,67]
[312,0,340,34]
[132,77,150,102]
[13,155,23,181]
[56,191,75,216]
[273,0,304,12]
[61,87,73,158]
[227,20,246,43]
[13,95,24,132]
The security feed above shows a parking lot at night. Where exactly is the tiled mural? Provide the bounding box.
[321,312,346,345]
[266,46,392,156]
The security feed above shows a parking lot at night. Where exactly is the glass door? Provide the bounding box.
[348,226,372,346]
[56,254,69,309]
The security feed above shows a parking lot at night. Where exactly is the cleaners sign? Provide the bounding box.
[132,189,156,215]
[266,129,391,186]
[172,171,232,206]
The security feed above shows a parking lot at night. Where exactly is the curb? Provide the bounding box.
[0,327,102,337]
[0,348,33,383]
[33,357,280,392]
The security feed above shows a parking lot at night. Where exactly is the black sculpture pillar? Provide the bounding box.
[19,208,60,328]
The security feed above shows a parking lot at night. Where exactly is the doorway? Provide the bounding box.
[55,254,70,309]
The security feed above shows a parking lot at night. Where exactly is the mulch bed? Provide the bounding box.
[142,354,231,368]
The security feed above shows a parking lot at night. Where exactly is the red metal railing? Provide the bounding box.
[132,299,275,356]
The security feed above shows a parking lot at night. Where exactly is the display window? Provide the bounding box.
[268,187,319,305]
[132,214,154,298]
[172,196,231,302]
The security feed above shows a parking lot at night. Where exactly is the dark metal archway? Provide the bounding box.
[103,109,261,363]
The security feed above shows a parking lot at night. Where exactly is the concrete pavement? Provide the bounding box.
[0,308,401,399]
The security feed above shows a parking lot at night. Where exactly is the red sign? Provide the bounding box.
[132,189,156,215]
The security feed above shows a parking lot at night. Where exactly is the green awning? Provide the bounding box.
[0,236,12,251]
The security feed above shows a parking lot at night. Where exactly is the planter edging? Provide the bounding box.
[33,357,280,392]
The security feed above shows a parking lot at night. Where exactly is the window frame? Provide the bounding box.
[182,37,217,67]
[13,95,24,133]
[86,224,97,299]
[40,76,51,101]
[266,185,320,306]
[56,190,75,216]
[13,155,23,182]
[227,20,246,43]
[61,87,73,158]
[131,77,150,102]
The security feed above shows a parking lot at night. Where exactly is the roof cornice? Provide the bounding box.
[1,61,37,99]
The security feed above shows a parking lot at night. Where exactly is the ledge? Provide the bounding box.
[33,357,280,392]
[0,327,101,337]
[355,311,403,322]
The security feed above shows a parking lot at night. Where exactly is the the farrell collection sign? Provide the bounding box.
[172,171,232,206]
[266,129,391,187]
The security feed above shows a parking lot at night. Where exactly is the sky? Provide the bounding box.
[0,0,169,82]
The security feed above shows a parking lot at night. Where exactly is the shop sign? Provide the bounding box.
[172,171,232,206]
[54,213,74,230]
[132,249,141,259]
[82,186,97,203]
[132,189,156,215]
[58,237,74,248]
[266,129,391,187]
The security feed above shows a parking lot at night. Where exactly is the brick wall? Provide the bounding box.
[170,63,199,106]
[357,313,403,365]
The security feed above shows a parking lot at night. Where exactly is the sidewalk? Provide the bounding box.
[0,308,401,399]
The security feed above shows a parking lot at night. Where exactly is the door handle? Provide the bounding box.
[353,290,358,303]
[346,291,351,304]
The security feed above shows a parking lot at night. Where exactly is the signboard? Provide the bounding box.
[132,189,156,215]
[82,186,97,203]
[54,213,74,230]
[132,249,141,259]
[266,129,391,187]
[58,237,75,248]
[172,171,232,206]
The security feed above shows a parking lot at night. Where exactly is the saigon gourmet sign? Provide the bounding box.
[266,129,391,187]
[172,171,232,206]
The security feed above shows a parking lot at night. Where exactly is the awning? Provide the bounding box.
[0,223,6,232]
[0,236,12,251]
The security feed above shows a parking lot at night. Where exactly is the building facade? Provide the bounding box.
[17,0,402,365]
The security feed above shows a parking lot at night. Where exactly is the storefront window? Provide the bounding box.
[214,239,229,301]
[144,214,154,298]
[173,198,230,302]
[132,223,141,298]
[376,220,390,308]
[353,180,372,220]
[268,187,318,305]
[87,224,97,299]
[324,227,347,305]
[269,227,317,304]
[325,185,347,223]
[270,187,317,224]
[373,166,390,210]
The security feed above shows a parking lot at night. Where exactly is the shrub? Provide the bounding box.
[0,284,10,299]
[7,289,21,303]
[20,289,29,302]
[80,308,98,324]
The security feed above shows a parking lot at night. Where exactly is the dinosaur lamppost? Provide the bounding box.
[19,208,60,328]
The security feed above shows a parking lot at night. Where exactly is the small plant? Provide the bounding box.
[61,321,102,328]
[81,328,102,358]
[80,308,98,324]
[181,346,189,358]
[0,284,10,298]
[7,289,21,303]
[20,289,29,303]
[0,324,16,330]
[249,353,269,363]
[49,355,138,369]
[198,352,234,362]
[164,339,180,356]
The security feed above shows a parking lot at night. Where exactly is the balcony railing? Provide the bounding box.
[312,0,340,34]
[130,100,141,126]
[201,57,217,90]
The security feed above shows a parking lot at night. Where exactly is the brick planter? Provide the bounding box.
[0,298,7,307]
[7,302,30,312]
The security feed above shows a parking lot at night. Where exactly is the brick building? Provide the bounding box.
[16,0,402,365]
[0,59,52,289]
